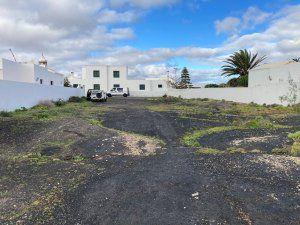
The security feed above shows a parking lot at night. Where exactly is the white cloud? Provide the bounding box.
[215,6,271,35]
[109,0,179,9]
[215,17,241,35]
[0,1,300,85]
[98,9,140,24]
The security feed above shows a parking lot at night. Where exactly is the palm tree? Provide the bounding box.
[292,58,300,62]
[222,49,266,77]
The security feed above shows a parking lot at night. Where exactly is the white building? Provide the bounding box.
[0,57,64,86]
[69,65,169,96]
[249,61,300,87]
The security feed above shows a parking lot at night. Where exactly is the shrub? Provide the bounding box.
[34,100,55,109]
[243,116,276,129]
[288,131,300,141]
[227,147,247,154]
[54,99,67,107]
[195,148,224,155]
[291,142,300,157]
[0,111,12,117]
[68,96,86,103]
[271,147,291,155]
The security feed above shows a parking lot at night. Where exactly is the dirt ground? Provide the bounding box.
[0,97,299,225]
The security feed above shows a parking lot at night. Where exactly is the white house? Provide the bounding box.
[249,61,300,87]
[0,57,64,86]
[68,65,169,96]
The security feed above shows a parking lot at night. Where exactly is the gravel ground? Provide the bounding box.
[1,98,299,225]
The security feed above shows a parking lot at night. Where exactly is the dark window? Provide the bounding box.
[93,70,100,77]
[73,84,79,88]
[50,81,54,85]
[40,79,43,84]
[94,84,100,90]
[158,84,163,88]
[113,84,120,88]
[113,71,120,78]
[139,84,145,90]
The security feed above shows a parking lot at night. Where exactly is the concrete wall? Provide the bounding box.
[0,80,84,111]
[249,62,300,88]
[34,65,64,86]
[167,83,300,106]
[1,58,34,83]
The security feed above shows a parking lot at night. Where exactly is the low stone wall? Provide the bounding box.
[0,80,84,111]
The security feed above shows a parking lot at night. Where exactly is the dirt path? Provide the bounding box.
[62,98,300,225]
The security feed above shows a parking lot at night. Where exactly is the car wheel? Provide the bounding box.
[123,93,128,97]
[107,94,112,97]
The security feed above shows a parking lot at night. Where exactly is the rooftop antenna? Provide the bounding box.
[9,49,17,62]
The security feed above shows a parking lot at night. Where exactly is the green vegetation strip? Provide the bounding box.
[183,117,288,148]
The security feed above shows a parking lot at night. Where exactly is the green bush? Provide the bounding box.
[243,116,276,129]
[195,148,224,155]
[0,111,12,117]
[54,100,67,107]
[68,96,86,103]
[291,142,300,157]
[271,147,291,155]
[288,131,300,141]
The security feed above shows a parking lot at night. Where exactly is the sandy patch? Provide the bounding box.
[122,134,163,156]
[231,135,275,146]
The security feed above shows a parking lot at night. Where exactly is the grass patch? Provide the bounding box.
[241,116,285,129]
[291,142,300,157]
[195,148,224,155]
[89,119,104,127]
[271,147,291,155]
[227,147,248,154]
[288,131,300,141]
[0,111,12,117]
[183,126,238,147]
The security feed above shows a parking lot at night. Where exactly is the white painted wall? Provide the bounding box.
[249,61,300,87]
[0,58,64,86]
[1,58,34,83]
[167,83,300,106]
[34,65,64,86]
[0,80,84,111]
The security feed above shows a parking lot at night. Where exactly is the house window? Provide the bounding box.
[113,71,120,78]
[73,84,79,88]
[158,84,163,88]
[139,84,145,90]
[50,81,54,86]
[93,70,100,78]
[40,79,43,84]
[94,84,100,90]
[113,84,120,88]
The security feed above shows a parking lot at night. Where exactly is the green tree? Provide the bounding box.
[64,77,71,87]
[180,67,192,88]
[222,49,266,77]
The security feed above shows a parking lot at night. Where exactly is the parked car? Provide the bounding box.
[107,87,128,97]
[87,89,107,102]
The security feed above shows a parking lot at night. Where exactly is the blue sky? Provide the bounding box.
[1,0,300,84]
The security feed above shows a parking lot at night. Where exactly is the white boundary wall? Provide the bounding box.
[166,83,300,106]
[0,80,84,111]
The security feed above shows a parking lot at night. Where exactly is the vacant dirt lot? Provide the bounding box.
[0,97,299,225]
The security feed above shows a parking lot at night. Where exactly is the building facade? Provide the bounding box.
[69,65,169,95]
[0,58,64,86]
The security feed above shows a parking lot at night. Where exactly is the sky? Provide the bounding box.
[0,0,300,84]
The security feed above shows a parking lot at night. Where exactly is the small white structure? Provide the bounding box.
[69,65,169,96]
[0,58,64,86]
[249,61,300,87]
